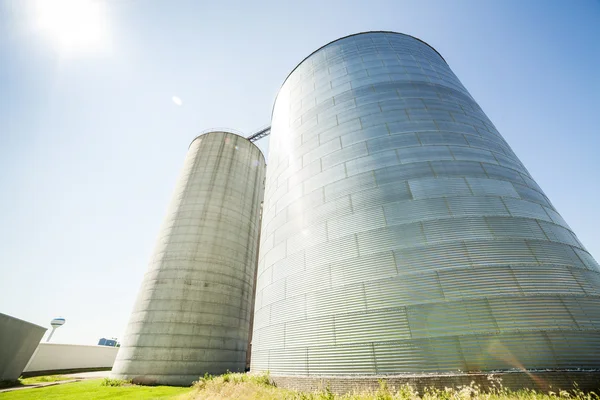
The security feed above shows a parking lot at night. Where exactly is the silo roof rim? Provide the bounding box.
[272,31,446,118]
[280,31,445,93]
[189,129,266,160]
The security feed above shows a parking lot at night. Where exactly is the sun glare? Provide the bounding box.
[34,0,110,56]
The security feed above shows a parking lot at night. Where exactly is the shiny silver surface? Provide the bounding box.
[251,32,600,375]
[112,131,265,385]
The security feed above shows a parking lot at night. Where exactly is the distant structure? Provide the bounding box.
[46,317,65,342]
[112,131,266,385]
[98,338,119,347]
[0,313,46,381]
[251,31,600,378]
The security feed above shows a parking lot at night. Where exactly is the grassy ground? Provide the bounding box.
[0,378,192,399]
[180,372,600,400]
[0,375,72,389]
[19,375,71,385]
[2,372,598,400]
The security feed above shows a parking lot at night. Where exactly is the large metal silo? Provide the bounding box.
[112,131,265,385]
[251,32,600,376]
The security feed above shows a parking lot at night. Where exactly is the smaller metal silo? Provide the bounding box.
[111,131,266,386]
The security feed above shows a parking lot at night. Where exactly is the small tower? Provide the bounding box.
[46,317,65,342]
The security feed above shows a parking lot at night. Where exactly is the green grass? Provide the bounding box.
[0,375,72,390]
[19,375,71,385]
[0,378,192,399]
[99,377,131,387]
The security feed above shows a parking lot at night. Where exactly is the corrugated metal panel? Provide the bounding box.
[547,331,600,369]
[330,251,397,287]
[303,163,346,194]
[286,188,326,219]
[327,206,386,240]
[351,181,412,210]
[571,268,600,296]
[562,297,600,329]
[439,266,521,298]
[398,145,453,163]
[253,324,285,351]
[269,296,306,327]
[395,241,469,273]
[384,197,450,225]
[374,341,436,373]
[261,278,286,307]
[493,152,526,170]
[447,196,509,217]
[286,317,336,348]
[334,309,411,344]
[324,171,377,201]
[513,183,551,207]
[286,222,328,255]
[520,173,545,193]
[305,283,367,319]
[538,221,580,247]
[459,331,559,371]
[423,217,493,242]
[451,146,498,164]
[345,150,400,176]
[465,134,511,154]
[286,264,331,298]
[544,206,572,230]
[374,161,435,185]
[489,296,577,331]
[364,274,444,308]
[512,266,586,295]
[357,223,427,253]
[252,305,271,331]
[305,235,359,267]
[341,124,391,147]
[308,344,376,374]
[431,160,488,178]
[436,120,478,135]
[482,163,526,184]
[272,250,305,282]
[321,142,368,170]
[573,248,600,270]
[487,216,547,240]
[366,133,419,153]
[266,348,308,375]
[410,177,471,199]
[503,197,552,221]
[418,132,468,146]
[466,178,519,197]
[407,299,498,338]
[387,120,438,135]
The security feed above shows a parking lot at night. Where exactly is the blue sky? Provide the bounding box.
[0,0,598,345]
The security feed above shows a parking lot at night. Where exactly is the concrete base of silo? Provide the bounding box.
[268,371,600,394]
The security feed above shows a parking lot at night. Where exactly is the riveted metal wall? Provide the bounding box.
[251,32,600,375]
[112,131,266,385]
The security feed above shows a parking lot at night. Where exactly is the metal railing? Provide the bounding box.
[247,126,271,142]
